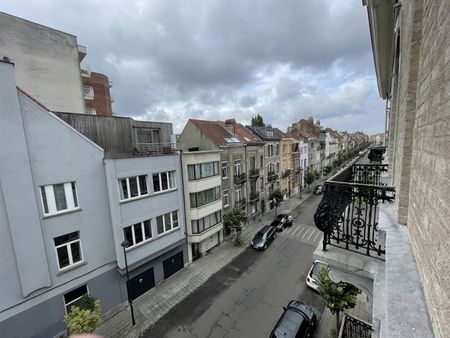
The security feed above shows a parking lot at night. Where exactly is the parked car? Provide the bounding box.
[271,213,294,232]
[270,300,317,338]
[250,225,277,250]
[313,185,323,195]
[306,260,328,292]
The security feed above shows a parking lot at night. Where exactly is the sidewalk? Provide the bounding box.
[96,185,322,338]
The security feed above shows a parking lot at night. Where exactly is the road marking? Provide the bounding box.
[290,227,301,237]
[301,228,311,239]
[313,232,321,242]
[286,227,294,235]
[307,229,315,241]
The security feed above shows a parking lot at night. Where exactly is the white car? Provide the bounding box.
[306,260,328,292]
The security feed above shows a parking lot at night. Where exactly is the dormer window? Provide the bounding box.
[267,131,273,137]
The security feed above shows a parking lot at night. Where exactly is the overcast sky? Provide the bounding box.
[1,0,386,135]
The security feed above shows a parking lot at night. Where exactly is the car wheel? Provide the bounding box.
[274,233,277,239]
[263,244,267,250]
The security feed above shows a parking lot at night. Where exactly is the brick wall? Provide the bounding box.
[391,0,450,336]
[83,72,113,116]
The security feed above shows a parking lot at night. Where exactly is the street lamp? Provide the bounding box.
[121,240,136,326]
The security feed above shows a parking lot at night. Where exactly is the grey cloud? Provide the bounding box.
[240,95,257,107]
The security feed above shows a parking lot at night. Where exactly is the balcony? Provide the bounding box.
[133,142,177,156]
[249,192,259,201]
[234,173,246,185]
[248,168,260,178]
[338,314,373,338]
[83,85,94,100]
[235,198,246,208]
[267,171,278,182]
[314,164,395,258]
[281,169,291,178]
[294,167,302,174]
[367,146,386,163]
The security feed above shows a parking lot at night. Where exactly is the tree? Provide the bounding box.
[223,207,248,247]
[64,295,102,335]
[269,189,283,217]
[251,114,265,127]
[317,266,361,332]
[304,171,316,192]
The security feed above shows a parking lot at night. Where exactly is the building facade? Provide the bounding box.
[181,150,224,262]
[0,60,187,338]
[81,70,114,116]
[0,11,86,113]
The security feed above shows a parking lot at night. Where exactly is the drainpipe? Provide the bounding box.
[179,149,190,264]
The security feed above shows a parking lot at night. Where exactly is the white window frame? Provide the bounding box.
[221,162,228,179]
[153,171,176,193]
[40,182,79,216]
[234,160,241,175]
[64,285,89,314]
[54,233,83,271]
[123,219,152,249]
[118,175,148,201]
[235,189,242,202]
[223,190,229,207]
[156,210,179,235]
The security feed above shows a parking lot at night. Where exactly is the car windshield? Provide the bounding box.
[311,262,326,279]
[275,215,285,221]
[274,310,304,338]
[270,220,279,226]
[255,232,266,239]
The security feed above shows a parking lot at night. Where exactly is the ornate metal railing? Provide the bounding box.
[249,192,259,201]
[249,169,260,178]
[267,172,278,182]
[134,142,177,156]
[234,173,247,185]
[314,164,395,259]
[282,169,291,178]
[235,198,246,207]
[338,314,373,338]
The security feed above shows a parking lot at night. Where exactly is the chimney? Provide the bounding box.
[223,118,236,135]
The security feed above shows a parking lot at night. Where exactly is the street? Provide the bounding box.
[145,193,324,338]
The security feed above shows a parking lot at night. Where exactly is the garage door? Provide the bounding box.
[127,267,155,301]
[163,251,184,279]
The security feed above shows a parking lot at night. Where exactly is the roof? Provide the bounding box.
[190,119,243,146]
[246,125,282,141]
[16,86,50,111]
[231,122,264,145]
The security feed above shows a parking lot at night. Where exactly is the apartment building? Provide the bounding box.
[0,60,187,338]
[81,70,114,116]
[279,135,300,199]
[0,11,85,113]
[246,125,284,211]
[181,150,223,262]
[313,0,449,336]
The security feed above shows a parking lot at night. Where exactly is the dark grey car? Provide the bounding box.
[270,300,317,338]
[251,225,277,250]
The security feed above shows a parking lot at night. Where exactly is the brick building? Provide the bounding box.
[82,70,113,116]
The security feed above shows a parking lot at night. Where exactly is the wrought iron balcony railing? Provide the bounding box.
[249,168,260,178]
[249,192,259,201]
[314,164,395,259]
[234,173,247,185]
[282,169,291,178]
[338,314,373,338]
[235,197,246,207]
[267,171,278,182]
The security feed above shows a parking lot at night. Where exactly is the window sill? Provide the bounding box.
[119,194,150,204]
[43,208,81,219]
[152,188,177,196]
[56,261,87,276]
[155,226,180,239]
[125,237,154,252]
[190,199,221,209]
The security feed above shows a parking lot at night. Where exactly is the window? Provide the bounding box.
[223,190,229,207]
[267,144,274,157]
[64,285,88,314]
[221,162,228,179]
[153,171,176,193]
[135,127,160,144]
[190,186,221,208]
[40,182,79,216]
[187,162,219,180]
[276,144,280,156]
[260,155,264,168]
[54,231,83,270]
[123,219,152,248]
[260,177,264,190]
[276,162,280,173]
[267,130,273,137]
[119,175,148,201]
[156,211,179,235]
[235,189,242,202]
[191,210,222,234]
[234,160,241,175]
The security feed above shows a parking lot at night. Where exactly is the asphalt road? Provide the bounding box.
[145,193,324,338]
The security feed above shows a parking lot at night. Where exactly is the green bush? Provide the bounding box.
[64,297,102,335]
